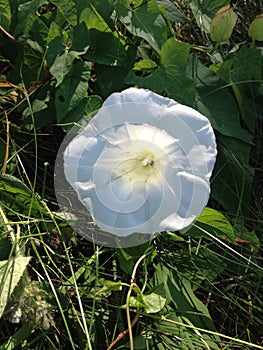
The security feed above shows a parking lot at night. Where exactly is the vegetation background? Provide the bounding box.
[0,0,262,349]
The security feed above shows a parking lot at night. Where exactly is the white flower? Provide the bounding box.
[58,88,217,245]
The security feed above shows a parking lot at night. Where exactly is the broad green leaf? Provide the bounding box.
[211,134,254,217]
[95,65,131,98]
[47,37,72,87]
[0,323,34,350]
[84,30,128,66]
[189,0,228,33]
[233,224,260,250]
[142,284,166,313]
[196,61,253,143]
[79,4,111,32]
[59,95,103,126]
[156,0,189,23]
[190,207,236,243]
[228,46,262,133]
[51,0,77,26]
[189,0,212,33]
[114,0,167,53]
[0,257,31,318]
[0,174,47,217]
[46,21,61,44]
[168,246,225,290]
[55,60,92,123]
[132,336,147,349]
[126,38,195,106]
[156,311,219,350]
[69,21,90,57]
[22,84,56,128]
[83,95,103,116]
[0,231,11,261]
[14,0,48,36]
[133,59,157,71]
[117,243,153,275]
[152,264,219,348]
[47,23,90,87]
[129,285,166,313]
[0,0,11,31]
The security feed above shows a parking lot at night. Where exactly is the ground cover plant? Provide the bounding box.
[0,0,263,349]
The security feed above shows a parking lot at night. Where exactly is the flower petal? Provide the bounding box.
[56,87,217,247]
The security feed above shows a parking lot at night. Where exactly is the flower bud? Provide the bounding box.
[248,14,263,42]
[210,5,237,43]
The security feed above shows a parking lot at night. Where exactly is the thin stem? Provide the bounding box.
[126,252,150,350]
[2,109,9,174]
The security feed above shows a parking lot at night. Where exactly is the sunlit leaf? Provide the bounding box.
[14,0,48,36]
[0,174,47,217]
[0,257,31,318]
[152,264,220,347]
[156,0,189,23]
[84,30,128,66]
[193,207,235,243]
[51,0,77,26]
[97,280,123,294]
[126,38,195,106]
[196,62,253,143]
[0,0,11,31]
[55,60,91,122]
[114,0,167,53]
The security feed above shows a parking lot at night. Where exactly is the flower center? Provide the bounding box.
[114,150,158,183]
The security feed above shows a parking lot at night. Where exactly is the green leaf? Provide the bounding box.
[46,21,61,44]
[156,0,189,23]
[117,243,153,274]
[0,231,11,261]
[211,134,254,217]
[0,174,47,217]
[95,65,131,98]
[0,257,31,318]
[79,1,113,31]
[47,37,71,86]
[170,247,225,290]
[14,0,48,36]
[142,284,166,313]
[114,0,167,53]
[152,264,220,348]
[47,23,90,87]
[59,95,103,126]
[22,84,56,129]
[69,21,91,57]
[133,59,157,71]
[126,38,195,106]
[0,323,34,350]
[227,46,262,133]
[97,280,123,294]
[51,0,77,26]
[189,0,229,33]
[0,0,11,31]
[55,60,91,123]
[196,61,253,143]
[84,30,128,66]
[191,207,235,243]
[83,95,103,116]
